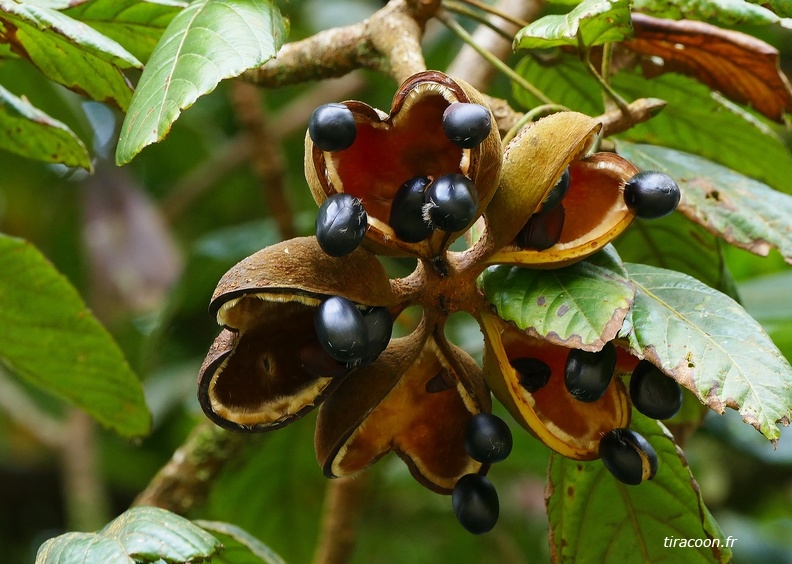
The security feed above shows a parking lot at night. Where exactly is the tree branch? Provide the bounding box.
[312,474,370,564]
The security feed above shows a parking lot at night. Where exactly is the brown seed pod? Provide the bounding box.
[487,152,639,269]
[480,313,631,460]
[315,327,491,493]
[197,237,397,431]
[304,71,501,259]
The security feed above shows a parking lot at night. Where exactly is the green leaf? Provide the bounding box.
[0,83,91,169]
[116,0,287,165]
[36,507,222,564]
[479,246,634,350]
[547,414,731,564]
[194,520,286,564]
[614,211,737,298]
[634,0,791,26]
[514,0,632,50]
[768,0,792,17]
[513,56,792,193]
[0,235,150,438]
[618,143,792,264]
[65,0,187,63]
[625,263,792,442]
[0,0,141,110]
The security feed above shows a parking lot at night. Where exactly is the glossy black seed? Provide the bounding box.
[315,193,368,257]
[630,360,683,420]
[464,413,513,463]
[624,171,681,219]
[540,167,571,212]
[315,296,368,363]
[423,173,479,232]
[515,203,565,250]
[389,176,434,242]
[564,342,617,402]
[442,102,491,149]
[452,474,499,534]
[308,103,357,152]
[511,357,552,393]
[599,428,659,485]
[298,339,350,378]
[361,306,393,362]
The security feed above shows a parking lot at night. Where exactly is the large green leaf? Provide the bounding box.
[116,0,287,165]
[0,0,141,110]
[513,56,792,193]
[547,414,731,563]
[625,263,792,442]
[634,0,792,26]
[0,235,150,438]
[36,507,222,563]
[479,246,634,350]
[514,0,632,50]
[618,142,792,264]
[65,0,187,63]
[0,83,91,169]
[614,212,737,298]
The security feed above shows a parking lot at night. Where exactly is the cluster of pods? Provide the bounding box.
[198,70,684,535]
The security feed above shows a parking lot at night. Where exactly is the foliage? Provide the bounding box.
[0,0,791,562]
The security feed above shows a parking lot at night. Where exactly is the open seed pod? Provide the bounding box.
[304,71,501,259]
[315,326,491,493]
[480,313,631,460]
[198,237,397,431]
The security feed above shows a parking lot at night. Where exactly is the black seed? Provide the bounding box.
[298,339,350,378]
[540,167,571,212]
[361,306,393,362]
[630,360,683,420]
[511,357,551,393]
[452,474,499,534]
[425,372,453,393]
[442,102,491,149]
[624,171,680,219]
[599,428,659,485]
[389,176,434,242]
[464,413,513,464]
[564,342,617,402]
[515,203,565,250]
[308,103,357,152]
[315,193,368,257]
[424,173,479,232]
[314,296,368,363]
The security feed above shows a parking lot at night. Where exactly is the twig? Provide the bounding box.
[231,81,296,240]
[501,104,568,145]
[444,1,514,42]
[243,0,436,87]
[133,420,254,514]
[456,0,529,28]
[0,368,65,448]
[312,475,370,564]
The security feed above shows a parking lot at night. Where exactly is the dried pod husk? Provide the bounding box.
[473,112,601,257]
[480,313,631,460]
[305,71,501,259]
[198,237,397,431]
[485,152,639,269]
[316,327,491,493]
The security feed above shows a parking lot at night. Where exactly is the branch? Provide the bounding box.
[312,475,370,564]
[244,0,439,87]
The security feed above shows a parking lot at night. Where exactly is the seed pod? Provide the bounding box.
[481,313,631,460]
[389,176,433,243]
[464,413,513,463]
[515,203,565,251]
[452,474,499,535]
[198,237,396,432]
[564,343,618,402]
[315,296,368,363]
[599,428,659,485]
[624,171,681,219]
[424,173,479,232]
[442,102,492,148]
[308,103,357,152]
[315,193,368,257]
[305,71,501,259]
[629,360,683,420]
